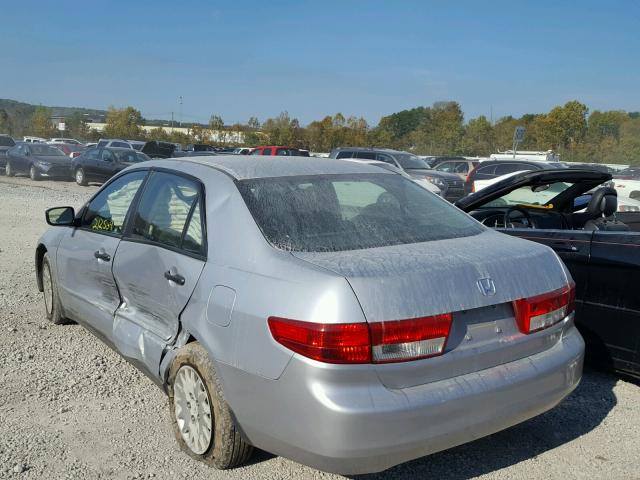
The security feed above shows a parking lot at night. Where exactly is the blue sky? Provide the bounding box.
[2,0,639,125]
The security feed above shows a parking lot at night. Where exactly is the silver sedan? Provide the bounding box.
[35,155,584,475]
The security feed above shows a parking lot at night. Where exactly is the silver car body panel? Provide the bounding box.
[35,156,584,474]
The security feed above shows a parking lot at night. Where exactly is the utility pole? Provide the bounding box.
[178,96,183,128]
[171,112,174,133]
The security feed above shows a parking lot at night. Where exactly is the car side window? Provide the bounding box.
[475,164,496,178]
[86,148,100,160]
[81,171,147,235]
[494,163,522,175]
[261,148,272,155]
[100,150,115,162]
[335,151,353,159]
[435,161,454,172]
[374,153,394,163]
[250,149,262,155]
[130,172,204,254]
[455,162,470,173]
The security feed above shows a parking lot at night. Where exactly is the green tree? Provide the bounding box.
[30,106,57,138]
[103,106,143,139]
[462,116,494,155]
[0,109,13,135]
[65,112,90,140]
[191,124,211,143]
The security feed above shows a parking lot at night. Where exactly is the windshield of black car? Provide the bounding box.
[0,136,15,147]
[30,145,66,156]
[479,182,574,208]
[237,173,483,252]
[394,154,431,169]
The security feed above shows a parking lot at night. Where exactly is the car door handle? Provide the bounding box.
[164,270,185,285]
[94,250,111,261]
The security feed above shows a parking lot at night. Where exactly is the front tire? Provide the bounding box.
[75,168,87,186]
[168,342,253,469]
[42,253,65,325]
[30,165,41,181]
[5,161,14,177]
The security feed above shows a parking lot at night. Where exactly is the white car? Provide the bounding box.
[49,138,82,145]
[612,178,640,205]
[473,170,529,192]
[345,159,443,196]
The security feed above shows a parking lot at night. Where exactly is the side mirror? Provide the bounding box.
[45,206,76,226]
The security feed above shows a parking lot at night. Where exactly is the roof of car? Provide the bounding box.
[149,154,395,180]
[332,147,409,155]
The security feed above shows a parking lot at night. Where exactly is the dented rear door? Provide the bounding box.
[111,171,206,379]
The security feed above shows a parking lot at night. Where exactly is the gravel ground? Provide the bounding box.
[0,175,639,480]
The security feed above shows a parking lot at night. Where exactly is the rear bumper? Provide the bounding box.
[219,325,584,475]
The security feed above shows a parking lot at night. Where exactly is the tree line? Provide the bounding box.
[2,100,639,165]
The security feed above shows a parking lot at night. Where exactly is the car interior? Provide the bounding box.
[469,183,638,232]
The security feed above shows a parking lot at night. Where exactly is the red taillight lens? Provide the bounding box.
[267,317,371,364]
[369,314,452,363]
[513,283,575,334]
[268,313,453,364]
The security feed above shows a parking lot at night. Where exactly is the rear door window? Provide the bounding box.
[130,172,205,255]
[261,148,272,155]
[335,151,353,159]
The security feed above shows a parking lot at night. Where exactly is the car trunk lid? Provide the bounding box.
[292,229,571,388]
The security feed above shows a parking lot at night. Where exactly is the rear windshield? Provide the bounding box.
[237,173,483,252]
[0,136,15,147]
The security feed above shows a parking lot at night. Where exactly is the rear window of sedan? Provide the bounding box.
[237,173,483,252]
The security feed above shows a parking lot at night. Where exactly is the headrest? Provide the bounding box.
[586,187,617,217]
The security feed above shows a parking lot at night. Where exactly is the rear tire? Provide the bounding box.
[5,161,14,177]
[168,342,253,469]
[30,165,41,181]
[42,253,65,325]
[75,168,87,186]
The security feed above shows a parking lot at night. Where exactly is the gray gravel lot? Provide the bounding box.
[0,175,639,480]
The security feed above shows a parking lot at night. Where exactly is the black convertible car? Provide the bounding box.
[457,169,640,378]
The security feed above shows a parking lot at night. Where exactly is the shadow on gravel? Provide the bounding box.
[353,367,617,480]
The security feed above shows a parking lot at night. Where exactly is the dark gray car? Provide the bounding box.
[5,142,72,180]
[0,134,16,169]
[329,147,465,202]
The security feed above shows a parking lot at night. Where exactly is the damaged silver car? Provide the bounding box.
[35,155,584,475]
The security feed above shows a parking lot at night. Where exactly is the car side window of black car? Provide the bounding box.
[130,172,205,256]
[100,150,115,162]
[81,171,147,236]
[85,148,100,160]
[475,164,496,178]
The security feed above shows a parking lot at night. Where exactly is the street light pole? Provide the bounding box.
[178,96,183,128]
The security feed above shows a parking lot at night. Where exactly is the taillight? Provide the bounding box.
[369,314,452,363]
[267,317,371,364]
[268,313,453,364]
[512,283,575,334]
